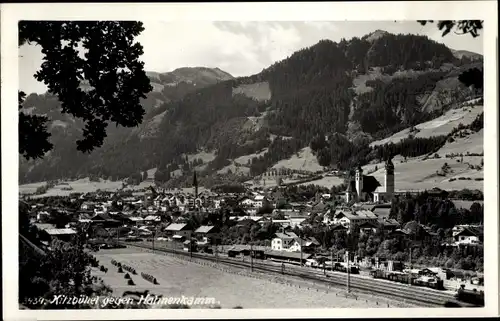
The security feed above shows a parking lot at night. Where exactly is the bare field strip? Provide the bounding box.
[92,248,412,308]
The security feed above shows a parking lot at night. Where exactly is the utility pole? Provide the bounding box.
[347,250,351,293]
[190,232,193,259]
[331,250,334,272]
[408,247,412,286]
[215,239,219,265]
[300,236,303,267]
[152,225,155,253]
[250,243,254,272]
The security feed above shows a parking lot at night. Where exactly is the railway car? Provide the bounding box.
[370,270,444,290]
[413,276,445,290]
[455,287,485,306]
[332,262,360,274]
[370,269,445,290]
[269,257,302,266]
[251,250,266,260]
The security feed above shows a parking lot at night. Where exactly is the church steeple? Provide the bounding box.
[384,157,395,200]
[385,157,394,175]
[193,171,198,198]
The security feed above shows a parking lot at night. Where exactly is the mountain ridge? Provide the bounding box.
[19,30,484,190]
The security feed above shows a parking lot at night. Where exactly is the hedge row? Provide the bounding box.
[141,272,159,285]
[122,264,137,275]
[111,259,122,267]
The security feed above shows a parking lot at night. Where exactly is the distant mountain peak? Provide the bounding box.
[450,49,483,61]
[365,29,391,42]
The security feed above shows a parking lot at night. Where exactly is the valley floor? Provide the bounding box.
[92,248,410,309]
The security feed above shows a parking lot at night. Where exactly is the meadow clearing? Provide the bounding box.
[92,248,411,309]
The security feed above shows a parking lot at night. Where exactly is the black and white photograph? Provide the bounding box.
[2,1,498,320]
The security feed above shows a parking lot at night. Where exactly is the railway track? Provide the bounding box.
[118,242,467,307]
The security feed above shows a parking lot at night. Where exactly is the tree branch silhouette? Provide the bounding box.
[19,21,153,160]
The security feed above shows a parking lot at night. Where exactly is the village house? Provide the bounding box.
[193,225,220,245]
[90,213,121,228]
[239,196,254,207]
[271,231,320,253]
[453,226,483,246]
[371,204,392,218]
[358,221,379,235]
[391,228,412,239]
[164,223,192,241]
[108,212,132,225]
[270,190,287,208]
[270,219,292,229]
[80,201,96,211]
[42,228,77,242]
[36,210,51,222]
[289,216,307,228]
[78,212,93,224]
[127,216,144,226]
[332,209,379,230]
[144,215,162,225]
[378,217,400,232]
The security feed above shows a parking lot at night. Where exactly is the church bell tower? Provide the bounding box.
[384,158,395,201]
[355,165,363,200]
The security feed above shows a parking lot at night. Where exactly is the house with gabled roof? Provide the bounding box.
[333,209,378,230]
[194,225,220,244]
[271,231,320,253]
[358,221,379,235]
[454,226,483,246]
[164,223,192,240]
[378,217,400,231]
[43,228,77,242]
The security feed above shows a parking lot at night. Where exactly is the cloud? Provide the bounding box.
[18,20,483,94]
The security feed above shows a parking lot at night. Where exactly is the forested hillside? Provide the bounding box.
[19,30,483,187]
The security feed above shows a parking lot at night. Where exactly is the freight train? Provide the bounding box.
[370,269,445,290]
[330,262,360,274]
[454,287,485,306]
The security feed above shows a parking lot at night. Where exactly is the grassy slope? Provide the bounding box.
[370,104,483,147]
[271,147,324,173]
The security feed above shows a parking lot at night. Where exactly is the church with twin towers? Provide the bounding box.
[345,158,395,204]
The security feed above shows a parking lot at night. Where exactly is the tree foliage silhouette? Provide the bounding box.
[418,20,483,38]
[19,21,153,160]
[417,20,484,93]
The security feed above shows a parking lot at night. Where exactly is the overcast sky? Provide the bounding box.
[19,21,483,94]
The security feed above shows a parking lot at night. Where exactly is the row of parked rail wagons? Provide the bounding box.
[455,286,485,306]
[369,270,444,290]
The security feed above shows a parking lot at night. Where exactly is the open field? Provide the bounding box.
[217,162,251,175]
[272,147,324,172]
[370,104,483,147]
[234,148,269,165]
[19,178,124,198]
[297,176,344,188]
[18,181,48,194]
[92,248,408,308]
[363,157,483,192]
[246,178,303,189]
[19,177,159,198]
[184,150,217,164]
[436,129,483,155]
[232,81,271,102]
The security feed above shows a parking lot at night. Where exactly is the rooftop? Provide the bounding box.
[45,228,77,235]
[194,225,217,234]
[165,223,189,231]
